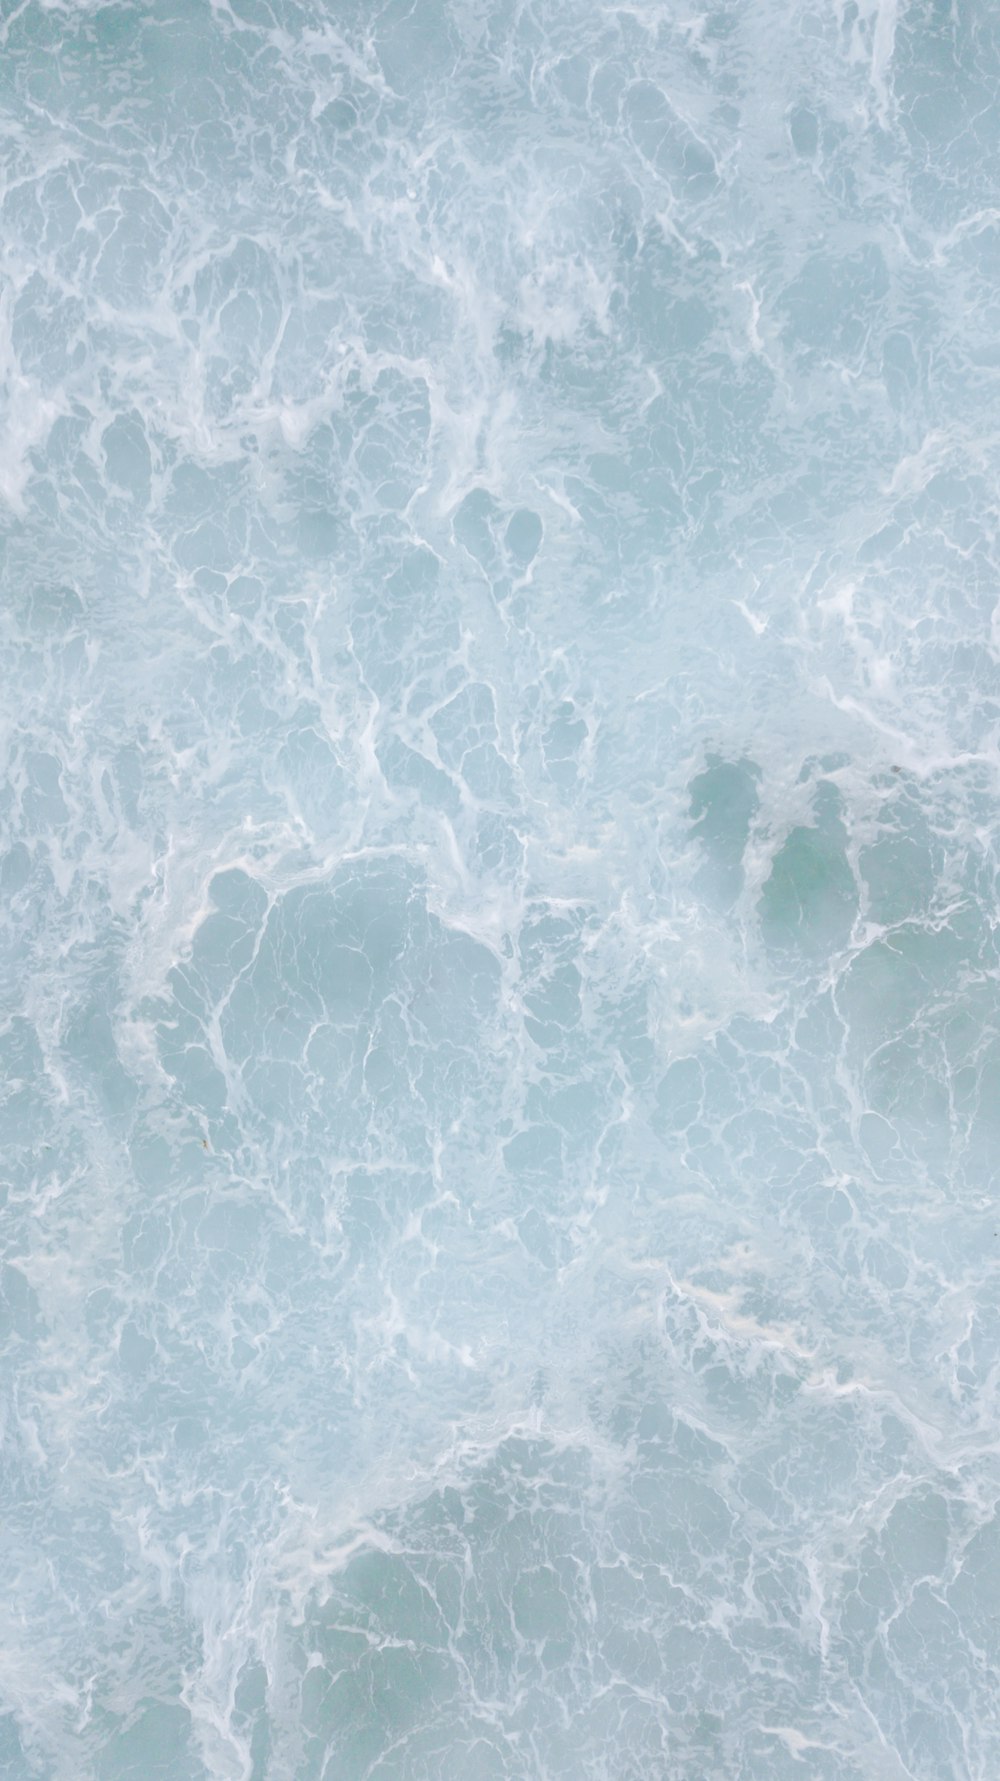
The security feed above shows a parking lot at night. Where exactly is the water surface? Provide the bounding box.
[2,2,999,1777]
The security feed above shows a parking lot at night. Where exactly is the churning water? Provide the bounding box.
[2,1,1000,1776]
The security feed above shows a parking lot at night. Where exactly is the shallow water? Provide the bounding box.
[2,1,1000,1776]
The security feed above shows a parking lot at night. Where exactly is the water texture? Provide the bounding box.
[2,1,1000,1776]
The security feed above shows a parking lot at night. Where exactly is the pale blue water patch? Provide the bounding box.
[1,1,999,1776]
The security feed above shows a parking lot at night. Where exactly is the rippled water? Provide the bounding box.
[2,2,1000,1776]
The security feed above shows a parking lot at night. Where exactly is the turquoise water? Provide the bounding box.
[2,1,1000,1775]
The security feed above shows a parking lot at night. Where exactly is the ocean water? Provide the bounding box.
[2,0,1000,1776]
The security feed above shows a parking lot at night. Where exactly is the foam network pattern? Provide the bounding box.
[1,1,999,1778]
